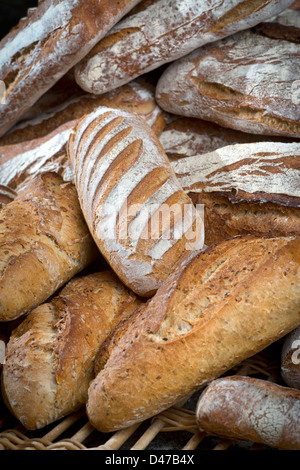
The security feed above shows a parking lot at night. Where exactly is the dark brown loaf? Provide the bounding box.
[87,235,300,432]
[281,326,300,389]
[195,376,300,450]
[74,0,294,95]
[156,24,300,138]
[0,78,167,192]
[171,141,300,245]
[0,172,97,322]
[1,271,141,430]
[68,106,204,298]
[0,0,142,138]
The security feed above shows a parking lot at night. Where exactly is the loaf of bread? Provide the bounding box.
[74,0,294,95]
[0,172,98,322]
[156,24,300,137]
[86,235,300,432]
[254,2,300,41]
[1,271,141,430]
[281,326,300,389]
[0,78,167,192]
[0,0,142,137]
[171,141,300,245]
[195,376,300,450]
[68,106,204,298]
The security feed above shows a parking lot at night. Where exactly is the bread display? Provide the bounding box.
[68,106,204,297]
[0,0,142,138]
[86,235,300,432]
[0,78,167,192]
[0,172,97,322]
[171,141,300,245]
[156,22,300,137]
[74,0,294,95]
[2,271,141,430]
[281,326,300,390]
[195,376,300,450]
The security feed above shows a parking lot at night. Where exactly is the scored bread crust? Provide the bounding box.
[0,172,97,322]
[68,106,204,297]
[2,271,141,430]
[87,235,300,432]
[0,0,142,137]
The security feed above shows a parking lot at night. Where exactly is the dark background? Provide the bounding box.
[0,0,38,39]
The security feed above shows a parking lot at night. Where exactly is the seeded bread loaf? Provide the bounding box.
[1,271,141,430]
[87,235,300,432]
[0,172,97,322]
[68,106,204,298]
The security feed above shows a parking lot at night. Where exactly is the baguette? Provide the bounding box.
[171,141,300,245]
[281,326,300,389]
[74,0,294,95]
[195,376,300,450]
[156,24,300,137]
[68,106,204,298]
[0,0,142,137]
[1,271,141,430]
[0,172,97,322]
[87,235,300,432]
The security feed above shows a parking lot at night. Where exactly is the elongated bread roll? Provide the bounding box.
[68,106,204,297]
[74,0,294,95]
[0,172,97,322]
[0,0,142,137]
[171,141,300,245]
[1,271,141,430]
[156,24,300,137]
[87,235,300,432]
[195,376,300,450]
[281,326,300,389]
[0,78,167,192]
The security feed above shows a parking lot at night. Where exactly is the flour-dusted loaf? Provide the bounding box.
[195,376,300,450]
[68,106,204,298]
[171,141,300,245]
[87,235,300,432]
[74,0,294,95]
[156,23,300,138]
[1,271,141,430]
[281,326,300,389]
[0,0,142,138]
[0,78,167,192]
[0,172,97,322]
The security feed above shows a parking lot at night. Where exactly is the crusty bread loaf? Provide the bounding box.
[1,271,141,430]
[86,235,300,432]
[68,106,204,298]
[281,326,300,389]
[156,24,300,137]
[0,0,142,137]
[74,0,294,95]
[0,172,98,322]
[171,141,300,245]
[195,376,300,450]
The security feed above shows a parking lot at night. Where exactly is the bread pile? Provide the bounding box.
[0,0,300,450]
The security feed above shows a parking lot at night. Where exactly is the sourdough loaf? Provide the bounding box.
[0,0,142,137]
[171,141,300,245]
[68,106,204,297]
[87,235,300,432]
[74,0,294,95]
[0,78,167,192]
[1,271,141,430]
[281,326,300,389]
[0,172,97,322]
[156,23,300,137]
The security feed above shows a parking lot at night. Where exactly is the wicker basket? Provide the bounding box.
[0,346,282,451]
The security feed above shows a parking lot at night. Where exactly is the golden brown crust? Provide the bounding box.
[87,235,300,432]
[0,172,97,322]
[2,271,141,430]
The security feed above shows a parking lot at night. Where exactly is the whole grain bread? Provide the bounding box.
[87,235,300,432]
